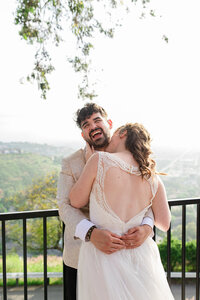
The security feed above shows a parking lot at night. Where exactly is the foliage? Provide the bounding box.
[169,205,197,242]
[12,171,58,211]
[158,238,197,272]
[0,254,62,286]
[6,172,62,251]
[172,222,196,242]
[0,152,60,209]
[185,240,196,272]
[15,0,153,99]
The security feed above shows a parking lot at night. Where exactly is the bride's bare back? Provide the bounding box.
[104,153,153,223]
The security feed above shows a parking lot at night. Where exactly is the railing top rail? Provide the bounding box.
[0,198,200,221]
[0,209,59,221]
[168,197,200,206]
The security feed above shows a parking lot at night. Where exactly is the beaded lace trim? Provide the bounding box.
[93,152,158,219]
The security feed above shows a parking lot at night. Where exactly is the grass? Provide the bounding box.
[0,254,63,286]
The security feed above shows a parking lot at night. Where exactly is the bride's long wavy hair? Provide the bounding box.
[118,123,158,179]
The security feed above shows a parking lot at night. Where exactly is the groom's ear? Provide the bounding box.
[107,119,113,129]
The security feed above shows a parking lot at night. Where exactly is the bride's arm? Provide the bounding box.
[152,177,171,232]
[69,153,98,208]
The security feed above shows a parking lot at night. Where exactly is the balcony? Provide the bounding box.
[0,198,200,300]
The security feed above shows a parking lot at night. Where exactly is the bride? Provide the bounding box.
[69,123,174,300]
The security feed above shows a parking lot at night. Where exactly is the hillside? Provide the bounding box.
[1,142,200,202]
[155,148,200,199]
[0,153,60,201]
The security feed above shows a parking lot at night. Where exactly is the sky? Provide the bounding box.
[1,0,200,150]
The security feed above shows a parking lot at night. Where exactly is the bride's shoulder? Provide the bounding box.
[96,151,109,158]
[98,151,116,160]
[87,151,108,164]
[94,152,115,164]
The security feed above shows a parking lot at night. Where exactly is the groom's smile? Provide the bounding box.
[81,112,112,150]
[90,128,103,141]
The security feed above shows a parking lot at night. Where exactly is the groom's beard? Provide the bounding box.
[86,129,110,150]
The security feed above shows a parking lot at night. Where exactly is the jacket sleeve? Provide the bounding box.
[57,157,87,236]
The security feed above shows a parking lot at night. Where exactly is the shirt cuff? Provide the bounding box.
[75,219,96,241]
[141,216,154,229]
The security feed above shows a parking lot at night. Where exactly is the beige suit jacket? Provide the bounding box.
[57,148,154,269]
[57,148,88,269]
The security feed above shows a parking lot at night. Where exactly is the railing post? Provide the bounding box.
[63,263,67,300]
[153,226,156,242]
[167,206,171,286]
[2,221,7,300]
[23,218,28,300]
[181,205,186,300]
[196,203,200,300]
[62,222,66,300]
[43,217,48,300]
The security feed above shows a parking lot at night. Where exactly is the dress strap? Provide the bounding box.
[147,175,159,204]
[95,152,119,219]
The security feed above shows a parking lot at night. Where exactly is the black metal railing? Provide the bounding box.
[0,198,200,300]
[168,198,200,300]
[0,209,60,300]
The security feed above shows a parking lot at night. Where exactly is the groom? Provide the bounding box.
[57,103,154,300]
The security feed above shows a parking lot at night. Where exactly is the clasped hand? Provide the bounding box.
[90,225,152,254]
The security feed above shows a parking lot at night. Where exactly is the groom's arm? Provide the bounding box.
[142,207,154,229]
[57,157,87,235]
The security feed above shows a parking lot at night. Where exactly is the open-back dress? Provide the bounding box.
[77,152,174,300]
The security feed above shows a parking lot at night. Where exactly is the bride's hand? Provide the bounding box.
[90,228,125,254]
[121,225,152,249]
[85,142,95,162]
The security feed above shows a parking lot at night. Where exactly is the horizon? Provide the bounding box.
[1,139,199,153]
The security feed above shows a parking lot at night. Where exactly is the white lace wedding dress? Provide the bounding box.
[77,152,174,300]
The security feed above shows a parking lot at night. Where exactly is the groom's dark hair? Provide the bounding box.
[75,103,108,128]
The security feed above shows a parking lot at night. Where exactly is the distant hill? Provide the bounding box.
[155,148,200,199]
[1,141,200,201]
[0,141,83,212]
[0,141,80,158]
[0,153,60,200]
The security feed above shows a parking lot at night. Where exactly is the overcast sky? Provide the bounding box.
[1,0,200,150]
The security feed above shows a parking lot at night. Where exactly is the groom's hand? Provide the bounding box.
[121,225,152,249]
[90,228,125,254]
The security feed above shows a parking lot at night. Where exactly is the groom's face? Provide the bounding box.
[81,113,112,150]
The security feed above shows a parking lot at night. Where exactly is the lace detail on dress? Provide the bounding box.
[94,152,118,219]
[102,152,140,175]
[92,152,159,221]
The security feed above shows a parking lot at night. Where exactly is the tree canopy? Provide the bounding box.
[15,0,153,99]
[6,172,62,252]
